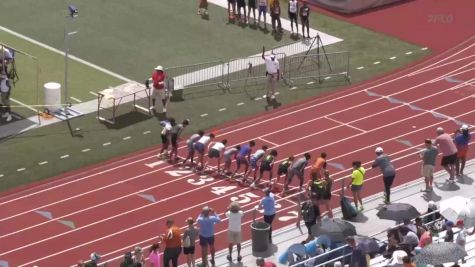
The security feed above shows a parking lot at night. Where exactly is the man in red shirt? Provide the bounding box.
[256,257,276,267]
[151,65,168,114]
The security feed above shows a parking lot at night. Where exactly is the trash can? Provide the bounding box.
[251,221,270,252]
[44,82,62,113]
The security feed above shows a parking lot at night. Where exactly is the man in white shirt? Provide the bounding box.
[262,46,280,100]
[206,139,228,173]
[0,73,12,122]
[226,201,244,263]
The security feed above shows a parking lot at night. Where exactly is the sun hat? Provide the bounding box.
[375,147,384,153]
[90,252,101,262]
[154,65,164,71]
[390,250,407,265]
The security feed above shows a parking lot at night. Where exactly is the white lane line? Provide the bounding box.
[237,102,245,106]
[38,161,48,166]
[406,51,413,55]
[200,113,208,117]
[60,155,70,159]
[0,41,471,209]
[0,26,131,82]
[356,66,365,70]
[258,137,279,147]
[143,131,151,135]
[373,61,381,65]
[89,91,98,96]
[123,136,131,141]
[324,116,367,133]
[82,148,91,153]
[390,56,397,60]
[103,142,111,147]
[70,97,82,103]
[218,108,227,112]
[16,168,26,172]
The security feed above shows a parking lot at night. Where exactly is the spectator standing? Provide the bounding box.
[288,0,298,35]
[259,188,276,242]
[414,217,428,239]
[444,221,454,242]
[132,246,145,266]
[194,133,215,172]
[149,243,161,267]
[120,252,134,267]
[183,130,205,166]
[346,236,368,267]
[236,0,247,23]
[284,153,311,193]
[419,139,438,192]
[320,171,333,218]
[228,0,236,19]
[402,256,416,267]
[372,147,396,204]
[197,206,221,267]
[150,66,168,114]
[434,127,458,182]
[247,0,257,24]
[169,119,190,163]
[256,257,276,267]
[454,124,471,177]
[399,226,419,250]
[455,219,475,263]
[0,73,12,122]
[84,253,102,267]
[197,0,209,16]
[257,0,268,28]
[269,0,282,34]
[299,2,310,38]
[223,145,241,175]
[232,140,256,179]
[310,152,327,180]
[297,198,321,244]
[261,46,280,100]
[226,202,244,262]
[183,217,199,267]
[347,161,365,211]
[247,145,268,186]
[206,139,228,174]
[161,219,182,267]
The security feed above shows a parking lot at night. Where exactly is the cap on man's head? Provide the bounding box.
[90,252,101,262]
[375,147,384,153]
[456,219,464,227]
[270,53,276,60]
[461,124,469,131]
[202,206,210,211]
[436,127,444,134]
[154,65,164,71]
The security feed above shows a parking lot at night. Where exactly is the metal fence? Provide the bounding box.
[164,60,227,91]
[285,51,351,86]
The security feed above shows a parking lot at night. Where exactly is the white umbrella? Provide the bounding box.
[439,196,470,222]
[458,200,475,228]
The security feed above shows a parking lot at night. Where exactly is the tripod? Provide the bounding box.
[296,34,332,83]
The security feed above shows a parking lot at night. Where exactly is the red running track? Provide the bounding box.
[0,37,474,267]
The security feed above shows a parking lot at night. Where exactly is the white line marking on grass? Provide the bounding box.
[307,81,315,85]
[38,161,48,166]
[70,97,82,103]
[390,56,397,60]
[82,148,91,153]
[237,102,245,106]
[0,174,3,178]
[17,168,26,172]
[0,26,131,82]
[200,113,208,117]
[290,86,297,90]
[254,97,262,101]
[143,131,151,135]
[356,66,365,70]
[275,92,280,95]
[89,91,98,96]
[60,155,70,159]
[123,136,131,141]
[325,76,331,80]
[218,108,227,112]
[406,51,413,55]
[373,61,381,65]
[421,47,428,51]
[10,98,38,113]
[103,142,111,147]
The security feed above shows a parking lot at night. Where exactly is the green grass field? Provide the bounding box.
[0,0,430,192]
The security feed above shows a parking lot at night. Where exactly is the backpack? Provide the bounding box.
[301,201,315,223]
[310,180,325,200]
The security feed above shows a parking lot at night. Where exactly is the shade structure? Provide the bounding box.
[414,242,467,265]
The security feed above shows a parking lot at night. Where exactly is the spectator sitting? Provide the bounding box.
[384,229,403,259]
[132,246,145,266]
[444,221,454,242]
[418,229,432,248]
[423,201,440,224]
[414,217,428,239]
[402,255,416,267]
[400,226,419,250]
[84,252,102,267]
[387,250,407,267]
[403,219,417,234]
[120,252,134,267]
[256,257,276,267]
[346,236,368,267]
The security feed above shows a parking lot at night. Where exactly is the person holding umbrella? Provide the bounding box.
[372,147,396,204]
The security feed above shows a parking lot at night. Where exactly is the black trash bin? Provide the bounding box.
[251,221,270,252]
